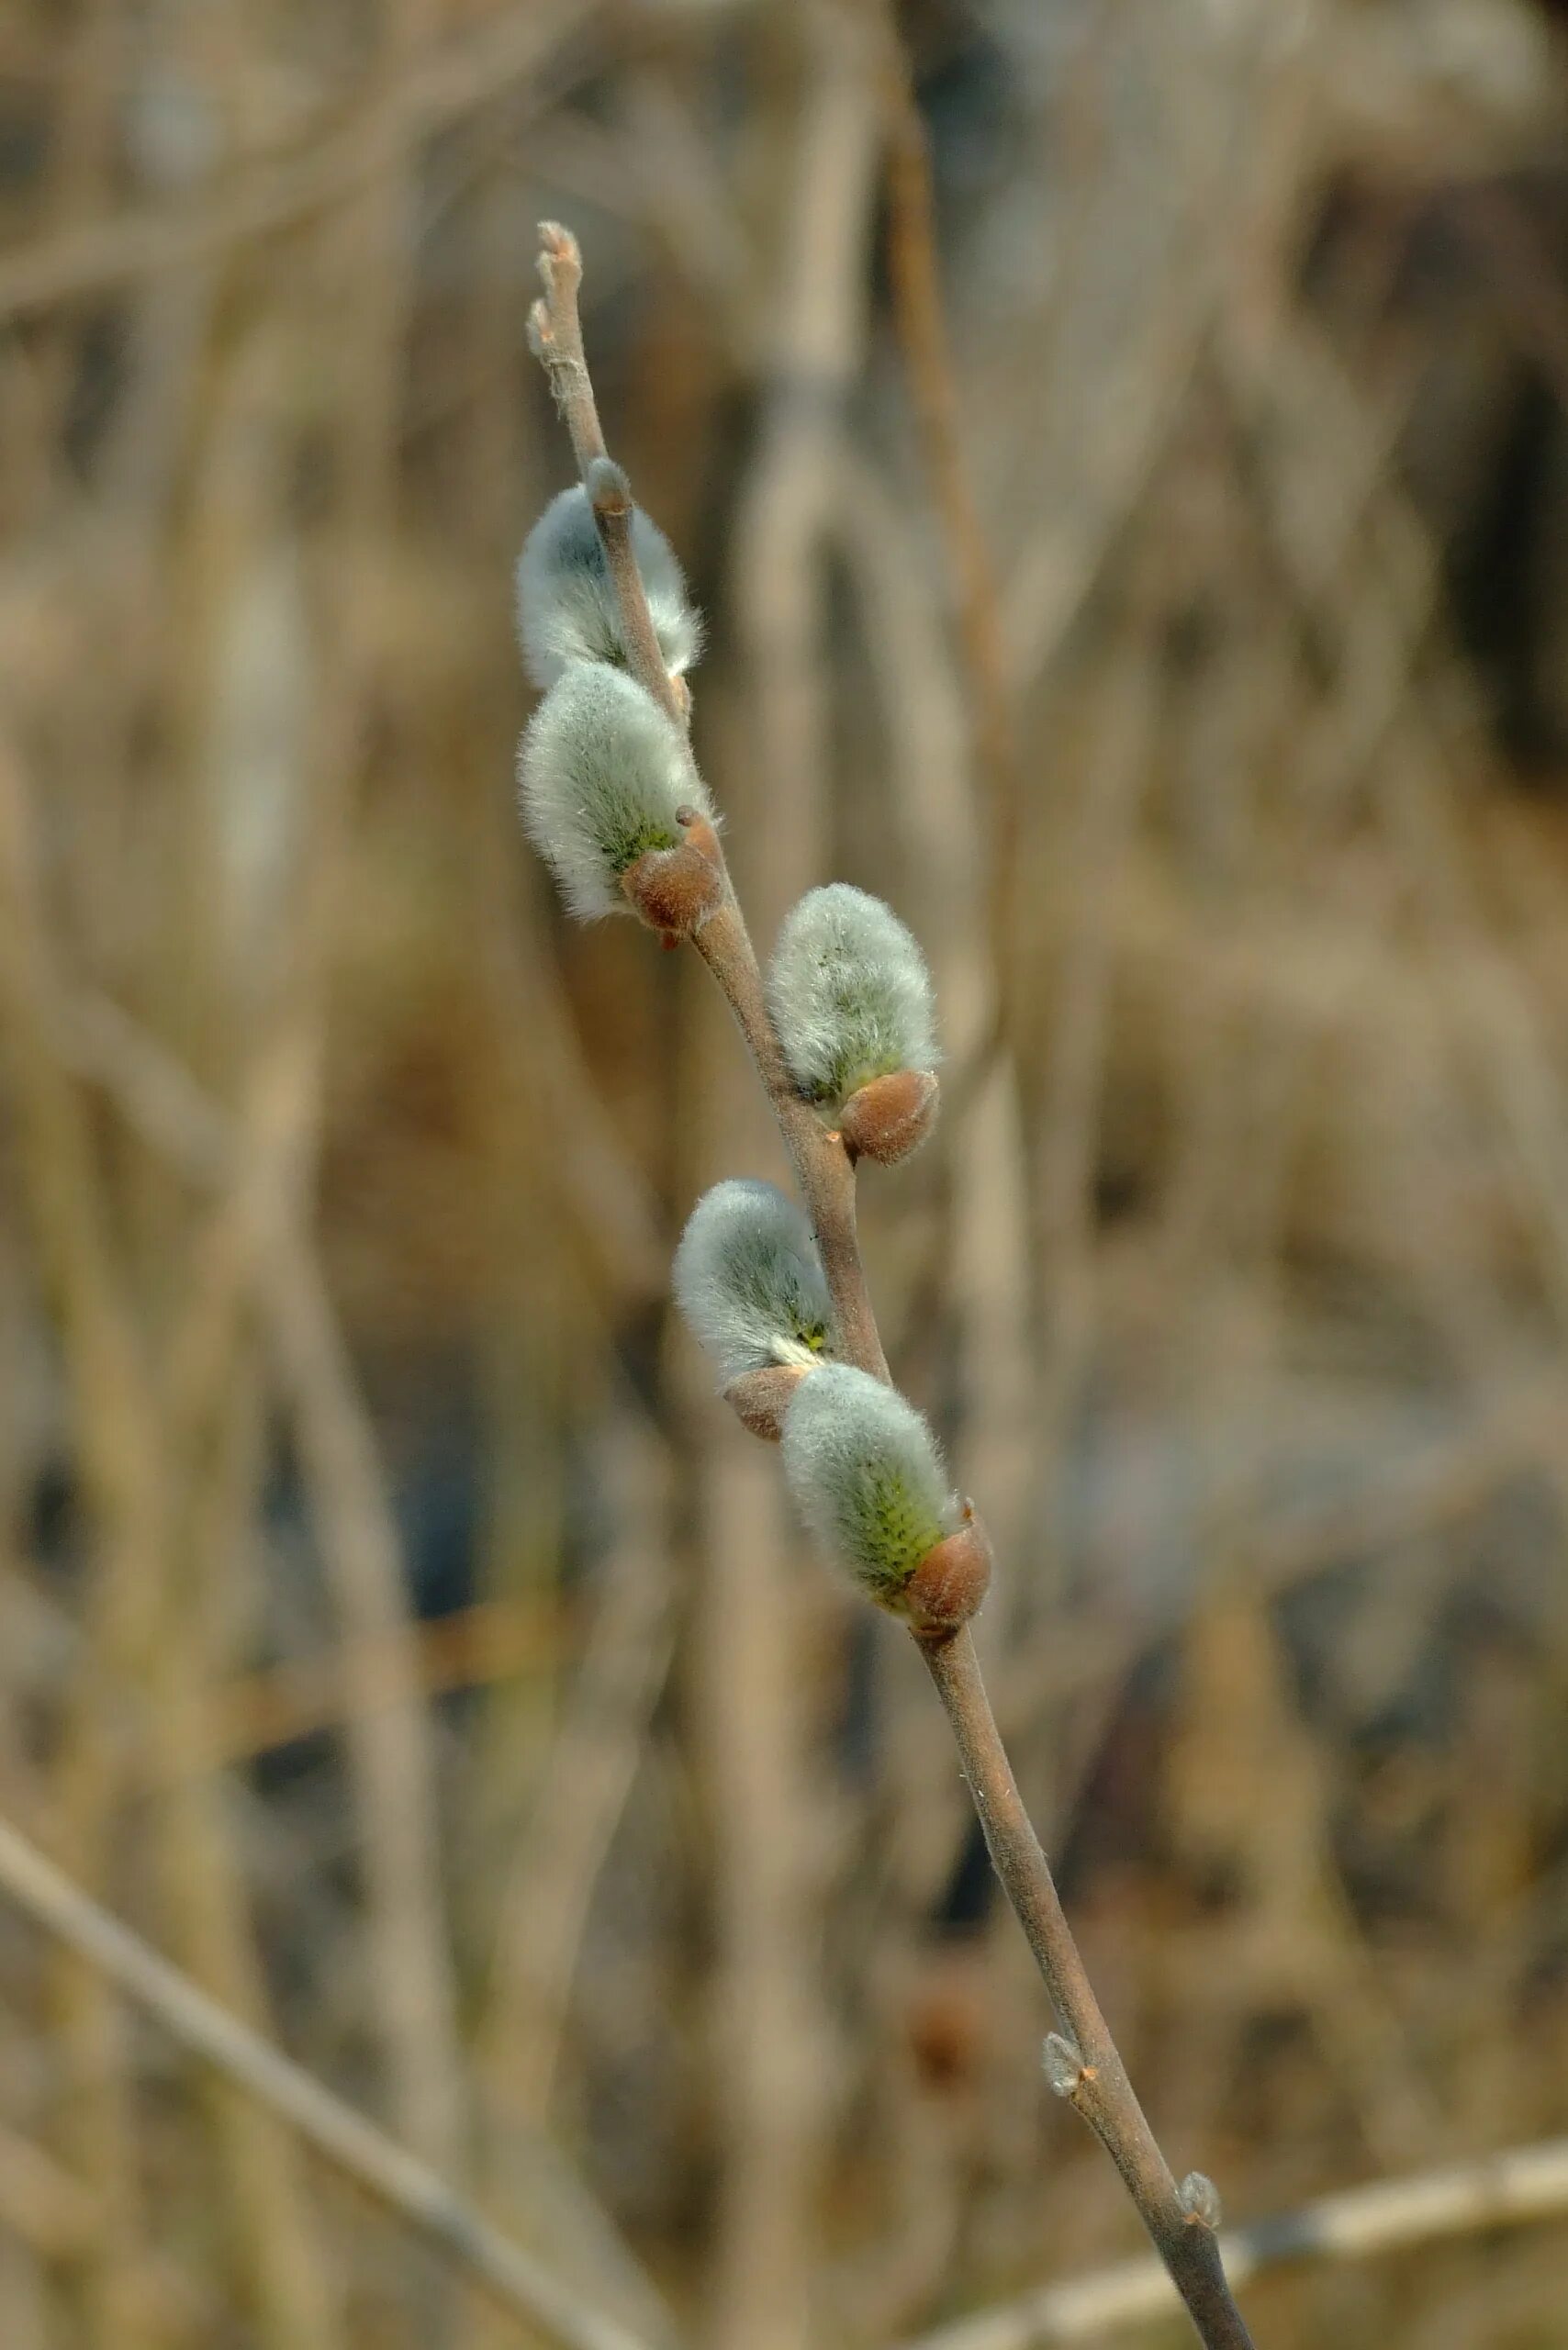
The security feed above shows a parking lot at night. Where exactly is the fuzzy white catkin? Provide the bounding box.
[767,884,937,1106]
[673,1181,834,1386]
[515,486,702,690]
[780,1364,957,1599]
[518,664,712,921]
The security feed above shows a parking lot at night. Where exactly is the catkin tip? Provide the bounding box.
[674,1181,835,1389]
[768,884,938,1119]
[516,485,703,691]
[518,663,708,922]
[780,1365,959,1606]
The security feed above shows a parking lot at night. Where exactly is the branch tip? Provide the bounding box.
[537,219,580,269]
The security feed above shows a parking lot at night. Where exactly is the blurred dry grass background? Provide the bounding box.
[6,1,1568,2344]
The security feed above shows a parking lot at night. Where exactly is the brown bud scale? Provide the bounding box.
[901,1512,992,1637]
[722,1363,810,1442]
[622,825,723,938]
[839,1069,938,1166]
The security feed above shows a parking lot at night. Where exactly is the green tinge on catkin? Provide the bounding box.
[851,1463,947,1593]
[596,805,679,871]
[780,1364,956,1602]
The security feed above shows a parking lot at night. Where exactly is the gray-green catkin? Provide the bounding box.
[767,884,937,1106]
[780,1364,958,1601]
[516,486,702,690]
[673,1181,834,1386]
[518,663,713,921]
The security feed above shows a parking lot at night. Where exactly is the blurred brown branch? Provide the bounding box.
[903,2135,1568,2350]
[0,1814,660,2350]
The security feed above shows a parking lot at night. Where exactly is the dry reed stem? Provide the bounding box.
[0,2101,207,2338]
[476,1424,676,2121]
[0,722,343,2346]
[871,0,1022,1007]
[528,224,1256,2350]
[51,979,668,2327]
[0,738,158,2347]
[0,4,589,320]
[729,0,879,942]
[678,45,881,2330]
[902,2134,1568,2350]
[262,23,469,2191]
[0,1814,656,2350]
[464,1425,682,2350]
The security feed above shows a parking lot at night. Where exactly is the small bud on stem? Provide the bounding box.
[902,1509,991,1636]
[1043,2033,1086,2098]
[1180,2173,1224,2232]
[839,1067,939,1166]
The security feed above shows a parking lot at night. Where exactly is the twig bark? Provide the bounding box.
[527,228,1257,2350]
[920,1630,1252,2350]
[0,1814,655,2350]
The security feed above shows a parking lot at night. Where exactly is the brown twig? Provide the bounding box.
[527,227,1256,2350]
[921,1629,1253,2350]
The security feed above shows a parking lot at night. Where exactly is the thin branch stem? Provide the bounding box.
[0,1816,656,2350]
[920,1629,1253,2350]
[526,225,1254,2350]
[588,459,689,727]
[530,221,686,729]
[529,220,607,470]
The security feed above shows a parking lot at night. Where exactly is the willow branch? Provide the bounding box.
[921,1631,1252,2350]
[526,225,1254,2350]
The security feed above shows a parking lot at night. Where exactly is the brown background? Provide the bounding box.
[5,3,1568,2345]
